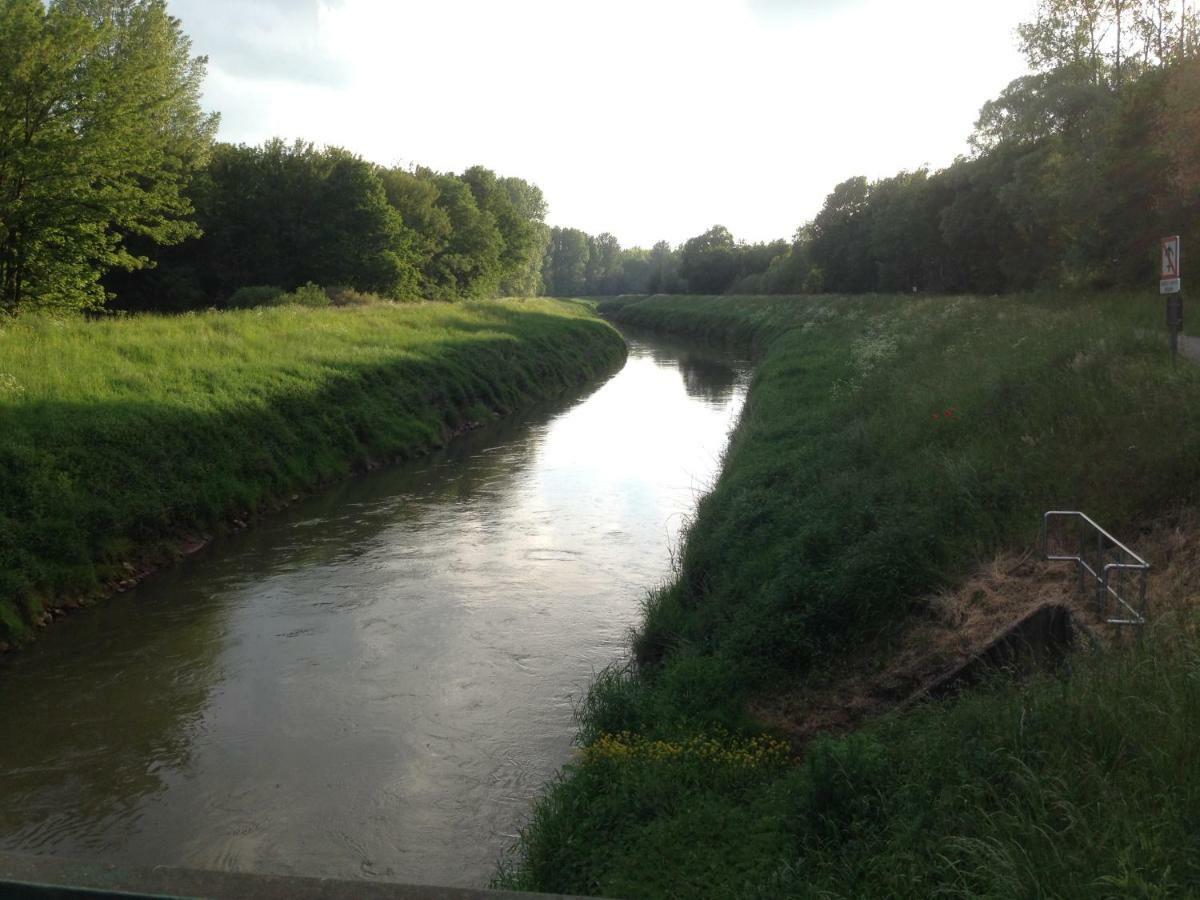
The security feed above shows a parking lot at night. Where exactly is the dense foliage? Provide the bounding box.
[792,12,1200,297]
[0,0,218,313]
[0,300,625,644]
[110,147,551,310]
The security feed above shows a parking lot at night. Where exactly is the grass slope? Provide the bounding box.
[0,299,625,645]
[496,293,1200,898]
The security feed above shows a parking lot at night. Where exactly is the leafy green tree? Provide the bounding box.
[1162,56,1200,207]
[618,247,654,294]
[377,167,453,297]
[679,225,739,293]
[808,179,875,293]
[308,149,417,296]
[542,227,591,296]
[0,0,217,313]
[499,176,550,296]
[426,173,503,299]
[647,241,684,293]
[760,230,813,294]
[180,140,416,301]
[586,233,624,294]
[866,170,937,291]
[1146,55,1200,276]
[461,166,549,297]
[1018,0,1112,85]
[936,156,1021,292]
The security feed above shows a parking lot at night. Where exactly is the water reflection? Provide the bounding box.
[0,332,751,887]
[631,328,748,404]
[0,579,225,855]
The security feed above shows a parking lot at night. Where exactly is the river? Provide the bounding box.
[0,330,751,888]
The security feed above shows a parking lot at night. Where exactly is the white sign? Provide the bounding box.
[1161,235,1181,294]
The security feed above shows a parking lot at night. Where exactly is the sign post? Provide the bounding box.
[1161,235,1182,365]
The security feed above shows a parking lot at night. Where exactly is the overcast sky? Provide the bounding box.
[171,0,1037,247]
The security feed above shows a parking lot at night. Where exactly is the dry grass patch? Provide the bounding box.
[752,509,1200,747]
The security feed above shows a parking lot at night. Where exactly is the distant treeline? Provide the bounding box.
[539,226,794,297]
[544,0,1200,297]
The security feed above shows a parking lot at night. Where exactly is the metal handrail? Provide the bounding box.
[1042,511,1149,626]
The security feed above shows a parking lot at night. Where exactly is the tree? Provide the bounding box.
[1019,0,1112,85]
[761,231,814,294]
[868,170,938,292]
[808,179,875,292]
[178,140,416,301]
[426,173,503,299]
[647,241,684,293]
[499,176,549,296]
[378,166,454,297]
[542,227,591,296]
[460,166,550,297]
[1160,55,1200,226]
[306,149,416,297]
[584,233,624,294]
[0,0,218,313]
[618,247,653,294]
[679,225,739,293]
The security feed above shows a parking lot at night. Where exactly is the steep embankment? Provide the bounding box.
[0,299,625,646]
[496,293,1200,898]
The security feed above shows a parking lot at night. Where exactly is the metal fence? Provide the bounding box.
[1041,511,1149,626]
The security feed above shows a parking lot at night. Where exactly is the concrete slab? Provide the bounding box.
[0,852,597,900]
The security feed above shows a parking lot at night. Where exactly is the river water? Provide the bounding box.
[0,331,750,888]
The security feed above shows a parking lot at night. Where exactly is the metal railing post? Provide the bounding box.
[1043,511,1149,627]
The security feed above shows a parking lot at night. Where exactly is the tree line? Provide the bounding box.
[540,226,794,296]
[794,0,1200,295]
[543,0,1200,297]
[3,0,1198,314]
[109,143,550,311]
[0,0,548,314]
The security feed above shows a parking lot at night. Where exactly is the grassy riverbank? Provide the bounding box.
[0,299,625,646]
[496,293,1200,897]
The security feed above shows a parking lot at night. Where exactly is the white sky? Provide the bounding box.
[172,0,1037,248]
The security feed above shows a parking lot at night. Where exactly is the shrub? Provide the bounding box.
[278,282,332,307]
[226,285,284,308]
[326,285,382,307]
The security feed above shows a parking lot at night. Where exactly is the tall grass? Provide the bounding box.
[501,626,1200,898]
[615,293,1199,685]
[0,299,625,644]
[496,292,1200,897]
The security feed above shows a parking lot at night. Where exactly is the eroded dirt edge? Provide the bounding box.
[752,510,1200,747]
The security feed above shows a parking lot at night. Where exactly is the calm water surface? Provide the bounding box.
[0,332,750,887]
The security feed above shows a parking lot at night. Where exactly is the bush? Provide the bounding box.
[326,285,383,307]
[278,282,332,307]
[226,285,284,308]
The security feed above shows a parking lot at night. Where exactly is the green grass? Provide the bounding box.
[501,624,1200,898]
[496,292,1200,897]
[0,299,625,644]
